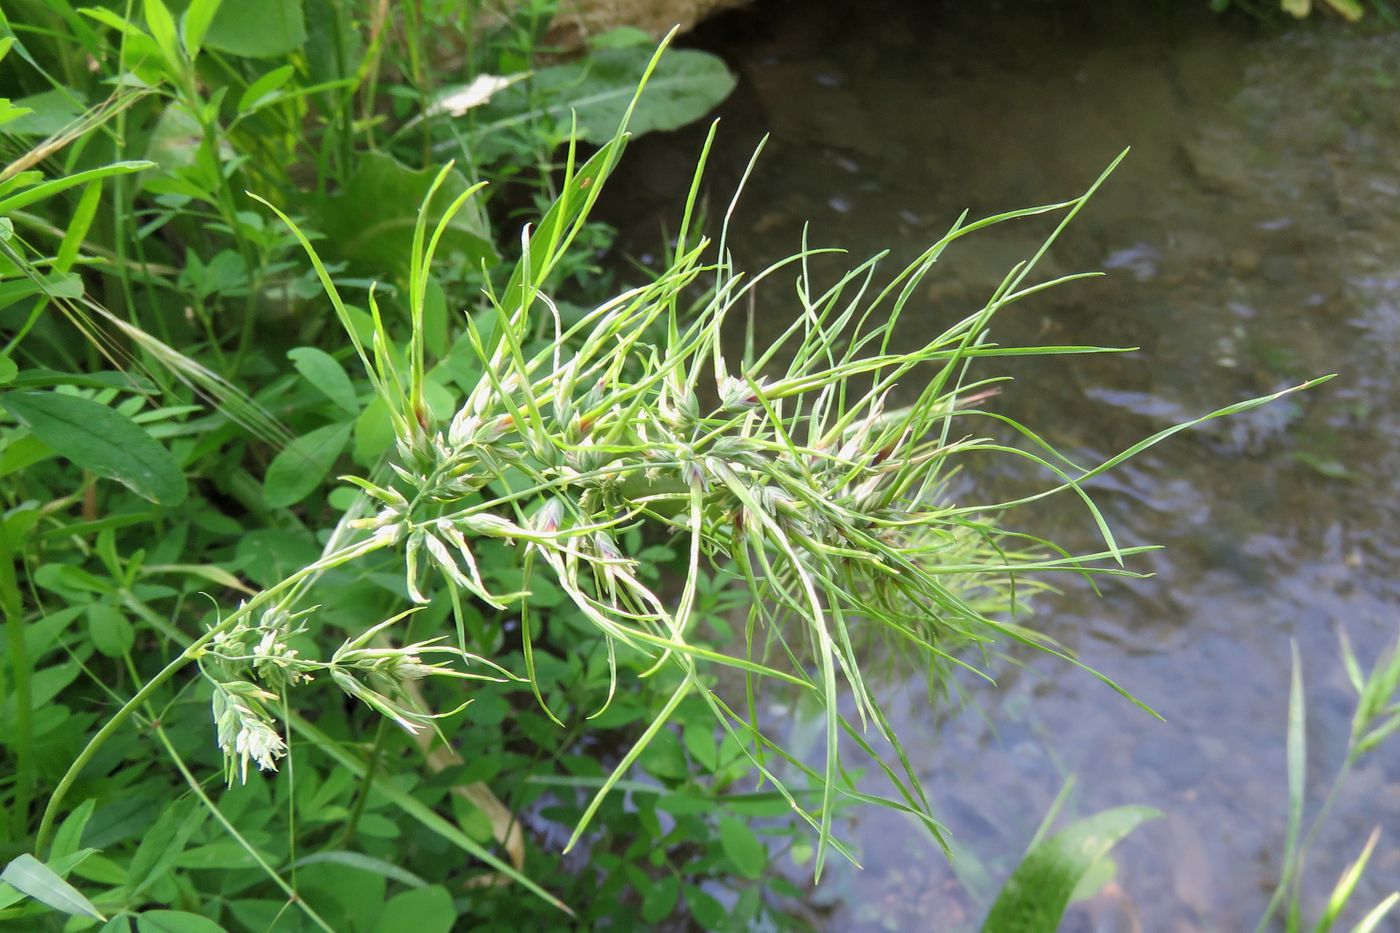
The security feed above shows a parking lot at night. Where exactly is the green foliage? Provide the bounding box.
[0,853,106,922]
[0,389,188,506]
[0,1,1363,930]
[204,0,307,58]
[0,1,756,926]
[467,44,739,148]
[317,152,497,280]
[262,421,353,508]
[982,806,1162,932]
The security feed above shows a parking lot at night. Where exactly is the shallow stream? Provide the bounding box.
[605,2,1400,928]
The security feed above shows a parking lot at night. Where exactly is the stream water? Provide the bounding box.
[603,1,1400,928]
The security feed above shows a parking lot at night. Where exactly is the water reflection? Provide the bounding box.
[606,0,1400,927]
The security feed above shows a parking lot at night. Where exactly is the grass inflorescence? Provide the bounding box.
[3,17,1348,926]
[59,119,1327,888]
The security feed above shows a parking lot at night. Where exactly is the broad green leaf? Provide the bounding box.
[3,88,86,137]
[263,421,352,508]
[683,885,726,929]
[297,860,386,929]
[0,355,15,384]
[181,0,223,57]
[588,26,652,49]
[0,434,52,480]
[69,852,125,886]
[1,658,81,715]
[370,885,455,933]
[126,799,206,899]
[353,395,395,465]
[22,606,85,661]
[238,63,295,113]
[142,103,220,197]
[1070,853,1117,902]
[717,817,766,879]
[235,528,320,587]
[683,720,718,772]
[0,103,31,131]
[638,726,688,781]
[641,873,679,923]
[316,152,496,280]
[136,910,227,932]
[0,854,105,921]
[142,0,181,69]
[302,0,360,84]
[203,0,305,57]
[1,390,187,505]
[470,47,735,151]
[981,806,1163,932]
[725,795,802,818]
[288,347,358,414]
[87,604,134,658]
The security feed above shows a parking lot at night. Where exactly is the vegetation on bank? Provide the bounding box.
[0,1,1396,931]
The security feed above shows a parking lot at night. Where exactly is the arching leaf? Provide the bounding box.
[982,806,1163,933]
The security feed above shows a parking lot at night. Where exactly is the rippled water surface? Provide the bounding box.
[605,2,1400,928]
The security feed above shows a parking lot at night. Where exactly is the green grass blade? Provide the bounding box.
[564,676,692,854]
[1313,828,1381,933]
[0,854,105,922]
[981,806,1162,933]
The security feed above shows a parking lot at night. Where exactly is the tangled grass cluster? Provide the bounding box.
[35,62,1323,885]
[239,125,1316,876]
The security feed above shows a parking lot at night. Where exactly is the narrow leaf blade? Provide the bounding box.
[0,854,106,921]
[981,806,1163,932]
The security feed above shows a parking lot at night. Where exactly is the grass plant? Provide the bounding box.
[29,64,1324,914]
[0,6,1360,929]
